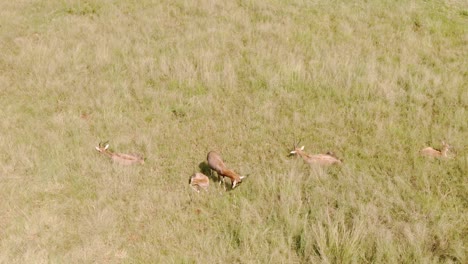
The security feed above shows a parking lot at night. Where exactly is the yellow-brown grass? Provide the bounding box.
[0,0,466,263]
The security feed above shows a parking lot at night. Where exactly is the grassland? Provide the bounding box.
[0,0,467,263]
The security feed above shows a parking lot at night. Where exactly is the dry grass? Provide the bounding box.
[0,0,467,263]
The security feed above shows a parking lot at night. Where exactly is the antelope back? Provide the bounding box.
[207,151,226,173]
[112,154,144,165]
[420,147,441,157]
[310,154,342,166]
[189,173,209,186]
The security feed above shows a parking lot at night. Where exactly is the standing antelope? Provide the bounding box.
[95,142,145,165]
[189,172,210,193]
[289,144,342,166]
[207,151,245,190]
[420,141,452,158]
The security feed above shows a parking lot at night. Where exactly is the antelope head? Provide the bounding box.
[289,139,304,156]
[232,176,245,190]
[441,141,453,157]
[232,175,246,189]
[95,141,110,153]
[441,141,450,149]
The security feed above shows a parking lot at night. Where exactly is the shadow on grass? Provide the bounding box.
[197,161,210,177]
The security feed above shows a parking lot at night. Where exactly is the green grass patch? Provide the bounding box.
[0,0,466,262]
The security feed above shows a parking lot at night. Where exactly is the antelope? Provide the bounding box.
[189,172,210,193]
[95,142,145,165]
[420,141,452,158]
[289,143,342,166]
[207,151,245,190]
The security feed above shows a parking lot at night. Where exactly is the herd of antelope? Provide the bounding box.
[94,140,454,193]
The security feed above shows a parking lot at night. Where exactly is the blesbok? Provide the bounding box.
[207,151,245,190]
[189,172,210,193]
[289,141,342,166]
[95,142,145,165]
[420,141,452,158]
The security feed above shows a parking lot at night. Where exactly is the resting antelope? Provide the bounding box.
[189,172,210,193]
[95,142,144,165]
[289,144,342,166]
[207,151,245,190]
[420,141,452,158]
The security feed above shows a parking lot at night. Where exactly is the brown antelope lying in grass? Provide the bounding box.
[207,151,245,190]
[289,143,343,166]
[420,141,452,158]
[95,142,144,165]
[189,172,210,193]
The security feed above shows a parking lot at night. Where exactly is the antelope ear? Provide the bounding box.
[300,146,305,150]
[95,146,100,151]
[290,150,296,154]
[240,176,245,180]
[105,144,109,150]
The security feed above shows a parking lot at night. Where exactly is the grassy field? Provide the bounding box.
[0,0,467,263]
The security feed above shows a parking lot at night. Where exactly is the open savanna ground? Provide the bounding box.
[0,0,467,263]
